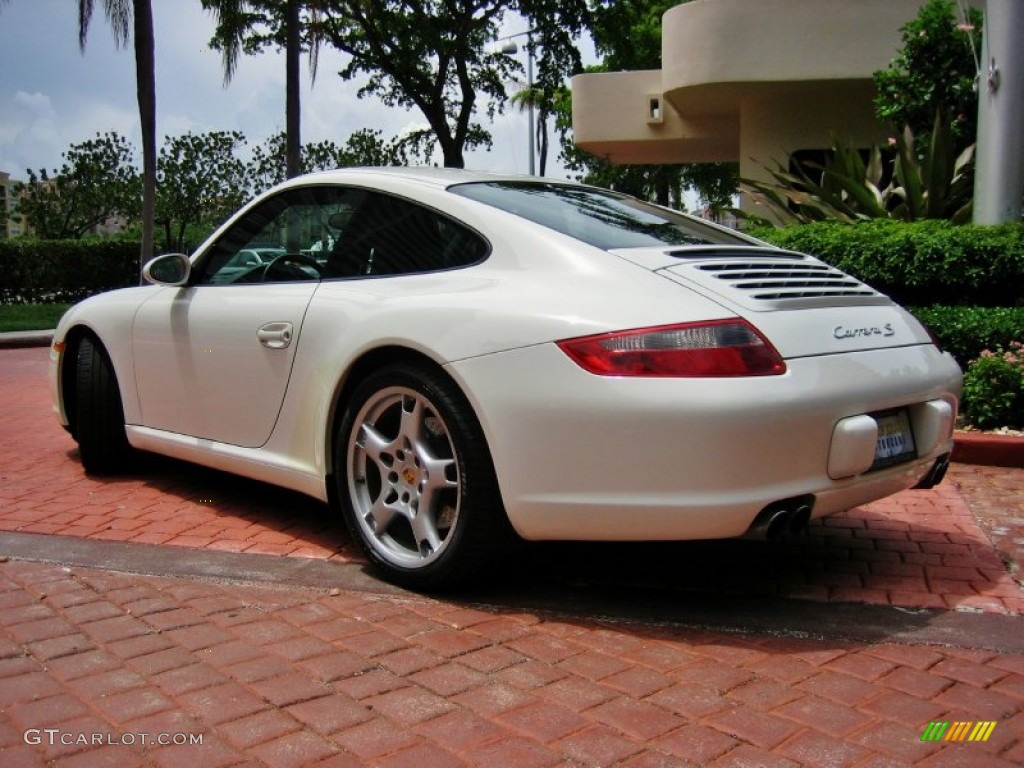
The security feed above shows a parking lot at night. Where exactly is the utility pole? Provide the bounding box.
[973,0,1024,224]
[499,30,537,176]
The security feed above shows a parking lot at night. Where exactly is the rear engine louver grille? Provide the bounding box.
[696,261,880,302]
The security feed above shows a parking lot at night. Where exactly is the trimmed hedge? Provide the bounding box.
[752,220,1024,307]
[0,239,140,303]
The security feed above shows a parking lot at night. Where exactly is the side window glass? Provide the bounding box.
[194,186,367,285]
[323,192,487,279]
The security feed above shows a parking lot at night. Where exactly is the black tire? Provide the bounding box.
[75,336,134,474]
[336,362,515,590]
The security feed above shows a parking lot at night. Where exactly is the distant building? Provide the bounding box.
[0,170,28,238]
[0,170,129,238]
[570,0,980,218]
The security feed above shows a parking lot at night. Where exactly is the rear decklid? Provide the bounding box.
[612,245,934,359]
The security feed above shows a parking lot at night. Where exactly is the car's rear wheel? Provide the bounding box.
[336,362,512,590]
[75,336,134,474]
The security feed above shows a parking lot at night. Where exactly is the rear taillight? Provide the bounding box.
[557,319,786,377]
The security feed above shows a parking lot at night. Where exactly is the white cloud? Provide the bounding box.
[76,102,140,143]
[0,92,61,177]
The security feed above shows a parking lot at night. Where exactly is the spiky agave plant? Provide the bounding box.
[740,111,974,226]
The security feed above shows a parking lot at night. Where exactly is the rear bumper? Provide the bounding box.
[448,343,962,542]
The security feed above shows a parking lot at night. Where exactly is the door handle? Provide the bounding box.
[257,321,293,349]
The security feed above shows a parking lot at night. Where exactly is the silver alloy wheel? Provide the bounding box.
[346,385,461,569]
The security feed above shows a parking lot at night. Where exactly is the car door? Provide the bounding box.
[131,185,361,448]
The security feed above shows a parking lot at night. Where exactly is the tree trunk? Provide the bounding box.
[285,0,301,179]
[441,144,465,168]
[655,171,670,207]
[133,0,156,272]
[537,110,548,177]
[425,108,464,168]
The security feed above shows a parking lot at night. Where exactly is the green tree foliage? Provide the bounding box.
[155,130,248,252]
[247,128,431,193]
[315,0,587,168]
[16,132,141,239]
[588,0,669,71]
[873,0,982,156]
[203,0,587,171]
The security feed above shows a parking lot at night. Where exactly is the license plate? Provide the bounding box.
[871,409,916,470]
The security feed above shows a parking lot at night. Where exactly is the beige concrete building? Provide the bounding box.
[0,171,28,239]
[571,0,974,212]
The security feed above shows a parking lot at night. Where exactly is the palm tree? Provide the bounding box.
[205,0,320,180]
[78,0,156,272]
[510,85,548,176]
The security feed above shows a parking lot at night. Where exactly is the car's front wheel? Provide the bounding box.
[74,335,135,474]
[336,362,512,590]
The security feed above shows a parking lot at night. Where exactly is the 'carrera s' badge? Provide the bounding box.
[833,323,895,340]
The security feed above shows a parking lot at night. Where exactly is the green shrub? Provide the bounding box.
[961,343,1024,429]
[753,220,1024,306]
[909,306,1024,369]
[0,239,140,303]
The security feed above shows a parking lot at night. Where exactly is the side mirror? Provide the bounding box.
[142,253,191,286]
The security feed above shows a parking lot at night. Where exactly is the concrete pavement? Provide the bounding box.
[2,344,1023,766]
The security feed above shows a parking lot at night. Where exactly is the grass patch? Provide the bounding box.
[0,304,72,333]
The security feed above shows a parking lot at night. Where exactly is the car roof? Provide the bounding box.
[283,166,565,191]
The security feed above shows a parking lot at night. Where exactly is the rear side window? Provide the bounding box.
[324,191,488,278]
[450,181,751,250]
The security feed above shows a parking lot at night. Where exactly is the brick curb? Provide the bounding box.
[0,329,53,348]
[953,431,1024,469]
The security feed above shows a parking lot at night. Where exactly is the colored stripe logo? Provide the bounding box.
[921,721,997,742]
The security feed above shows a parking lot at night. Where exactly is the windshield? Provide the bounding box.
[449,181,752,250]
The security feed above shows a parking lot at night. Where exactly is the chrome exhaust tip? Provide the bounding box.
[789,504,812,535]
[763,508,791,540]
[745,496,815,540]
[913,453,951,490]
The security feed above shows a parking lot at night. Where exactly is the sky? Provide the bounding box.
[0,0,563,182]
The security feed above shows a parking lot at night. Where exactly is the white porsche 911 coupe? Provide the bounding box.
[50,167,962,589]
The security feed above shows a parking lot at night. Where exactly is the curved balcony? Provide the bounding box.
[572,0,930,169]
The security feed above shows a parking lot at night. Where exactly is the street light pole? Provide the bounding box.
[526,31,535,176]
[499,30,537,176]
